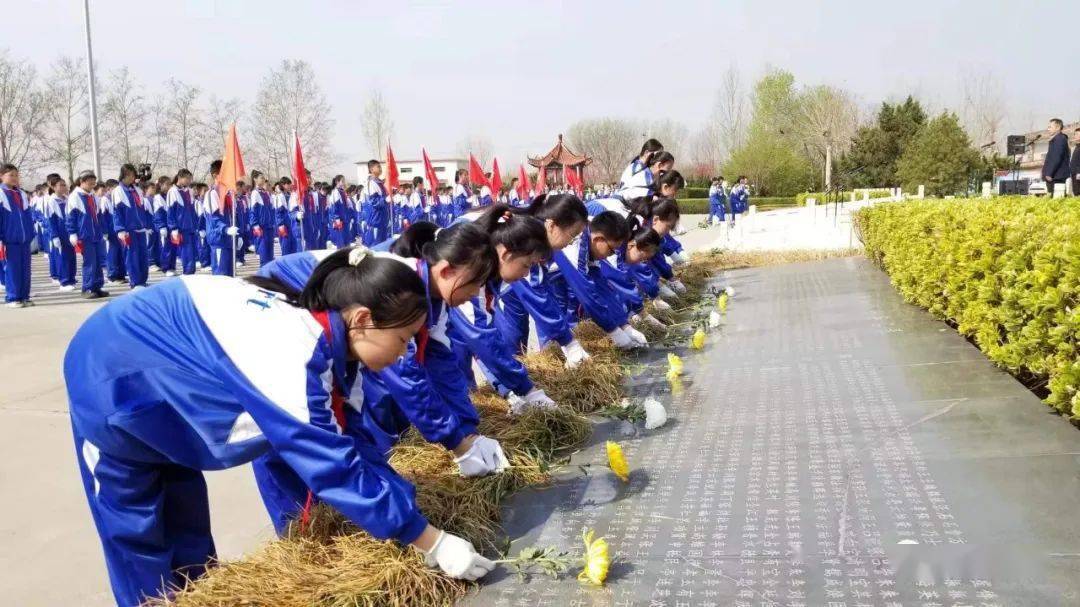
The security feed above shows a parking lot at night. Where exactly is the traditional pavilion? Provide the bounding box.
[528,134,592,186]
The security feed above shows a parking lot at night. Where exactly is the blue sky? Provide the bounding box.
[9,0,1080,174]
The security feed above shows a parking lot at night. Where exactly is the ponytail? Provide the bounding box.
[391,221,498,289]
[475,204,550,260]
[520,193,588,229]
[635,138,664,165]
[246,246,427,328]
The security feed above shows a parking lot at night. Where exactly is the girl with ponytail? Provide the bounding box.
[66,248,496,607]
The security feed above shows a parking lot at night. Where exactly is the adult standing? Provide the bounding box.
[1071,127,1080,196]
[1042,118,1071,197]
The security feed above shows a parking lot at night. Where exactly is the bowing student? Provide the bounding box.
[66,247,495,607]
[111,164,151,288]
[166,169,198,275]
[46,175,77,291]
[616,138,664,190]
[548,210,648,350]
[152,176,176,276]
[0,163,35,307]
[248,170,276,266]
[482,194,591,367]
[66,171,109,299]
[614,150,674,201]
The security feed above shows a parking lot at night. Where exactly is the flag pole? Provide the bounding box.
[82,0,102,177]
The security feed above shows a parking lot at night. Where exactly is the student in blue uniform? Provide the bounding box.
[99,180,125,285]
[728,175,750,225]
[273,179,297,255]
[363,160,389,246]
[442,205,557,410]
[141,181,162,271]
[66,248,496,607]
[616,138,664,191]
[111,164,151,288]
[548,211,648,350]
[601,216,664,326]
[316,182,330,249]
[408,177,427,225]
[0,164,35,307]
[66,171,109,299]
[234,182,249,266]
[290,178,316,251]
[166,169,198,276]
[248,171,276,266]
[205,161,242,276]
[707,177,726,226]
[152,176,175,276]
[192,183,212,270]
[46,175,77,291]
[328,175,350,249]
[452,169,474,221]
[614,151,674,201]
[488,194,591,367]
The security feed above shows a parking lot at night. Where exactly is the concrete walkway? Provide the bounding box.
[469,257,1080,606]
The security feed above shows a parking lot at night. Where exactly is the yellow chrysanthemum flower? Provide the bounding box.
[666,353,684,380]
[691,328,706,350]
[578,529,610,586]
[605,440,630,482]
[717,293,728,313]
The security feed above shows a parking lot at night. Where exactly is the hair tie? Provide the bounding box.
[497,210,512,224]
[348,246,369,267]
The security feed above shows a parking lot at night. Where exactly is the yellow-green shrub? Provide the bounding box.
[856,197,1080,416]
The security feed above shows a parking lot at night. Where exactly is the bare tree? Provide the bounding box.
[641,119,689,162]
[566,118,638,184]
[0,50,47,170]
[360,89,393,162]
[457,135,493,168]
[250,60,335,177]
[794,85,861,179]
[959,69,1006,150]
[40,56,90,182]
[713,65,749,158]
[101,66,149,169]
[204,94,244,161]
[161,79,210,176]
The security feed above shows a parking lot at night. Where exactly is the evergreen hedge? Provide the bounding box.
[856,197,1080,416]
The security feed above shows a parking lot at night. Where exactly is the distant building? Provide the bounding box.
[354,157,465,192]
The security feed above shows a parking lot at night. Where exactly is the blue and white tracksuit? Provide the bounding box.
[708,184,727,223]
[615,159,652,200]
[252,252,481,528]
[111,184,150,287]
[205,189,237,276]
[47,193,77,287]
[548,227,629,333]
[729,184,749,217]
[166,186,198,275]
[65,276,429,607]
[452,184,474,222]
[66,188,106,293]
[495,263,575,353]
[100,196,125,282]
[363,178,389,246]
[328,187,349,248]
[0,186,34,302]
[249,188,275,266]
[152,194,174,273]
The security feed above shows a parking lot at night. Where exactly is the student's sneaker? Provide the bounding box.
[83,290,110,300]
[23,299,35,307]
[5,301,26,308]
[108,278,127,286]
[58,284,76,292]
[50,278,60,285]
[164,271,176,277]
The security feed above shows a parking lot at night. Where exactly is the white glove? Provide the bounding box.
[198,230,206,238]
[561,339,591,369]
[68,234,78,246]
[454,435,509,477]
[160,228,168,238]
[669,279,687,294]
[225,226,239,236]
[672,251,690,265]
[423,530,495,581]
[623,324,648,347]
[636,313,666,329]
[658,284,677,300]
[608,326,636,349]
[51,237,61,249]
[653,298,672,312]
[296,210,304,220]
[675,223,688,235]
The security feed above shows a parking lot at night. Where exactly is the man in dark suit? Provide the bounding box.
[1042,118,1071,196]
[1071,128,1080,196]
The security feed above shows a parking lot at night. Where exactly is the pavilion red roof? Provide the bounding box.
[528,134,592,168]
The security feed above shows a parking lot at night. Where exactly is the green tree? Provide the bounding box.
[723,131,815,196]
[896,112,983,196]
[839,96,926,187]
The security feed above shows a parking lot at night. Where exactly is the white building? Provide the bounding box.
[354,157,466,192]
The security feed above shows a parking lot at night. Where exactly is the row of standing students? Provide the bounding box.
[62,139,694,606]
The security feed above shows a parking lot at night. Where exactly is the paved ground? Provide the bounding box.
[468,257,1080,606]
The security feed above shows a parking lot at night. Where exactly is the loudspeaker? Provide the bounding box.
[1006,135,1027,156]
[998,179,1029,195]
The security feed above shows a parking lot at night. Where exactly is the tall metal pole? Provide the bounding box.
[82,0,102,176]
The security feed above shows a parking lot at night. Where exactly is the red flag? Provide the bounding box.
[563,164,582,195]
[292,133,309,197]
[468,154,489,188]
[535,165,547,193]
[386,143,400,190]
[216,124,245,204]
[517,164,531,199]
[490,158,502,199]
[422,148,439,195]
